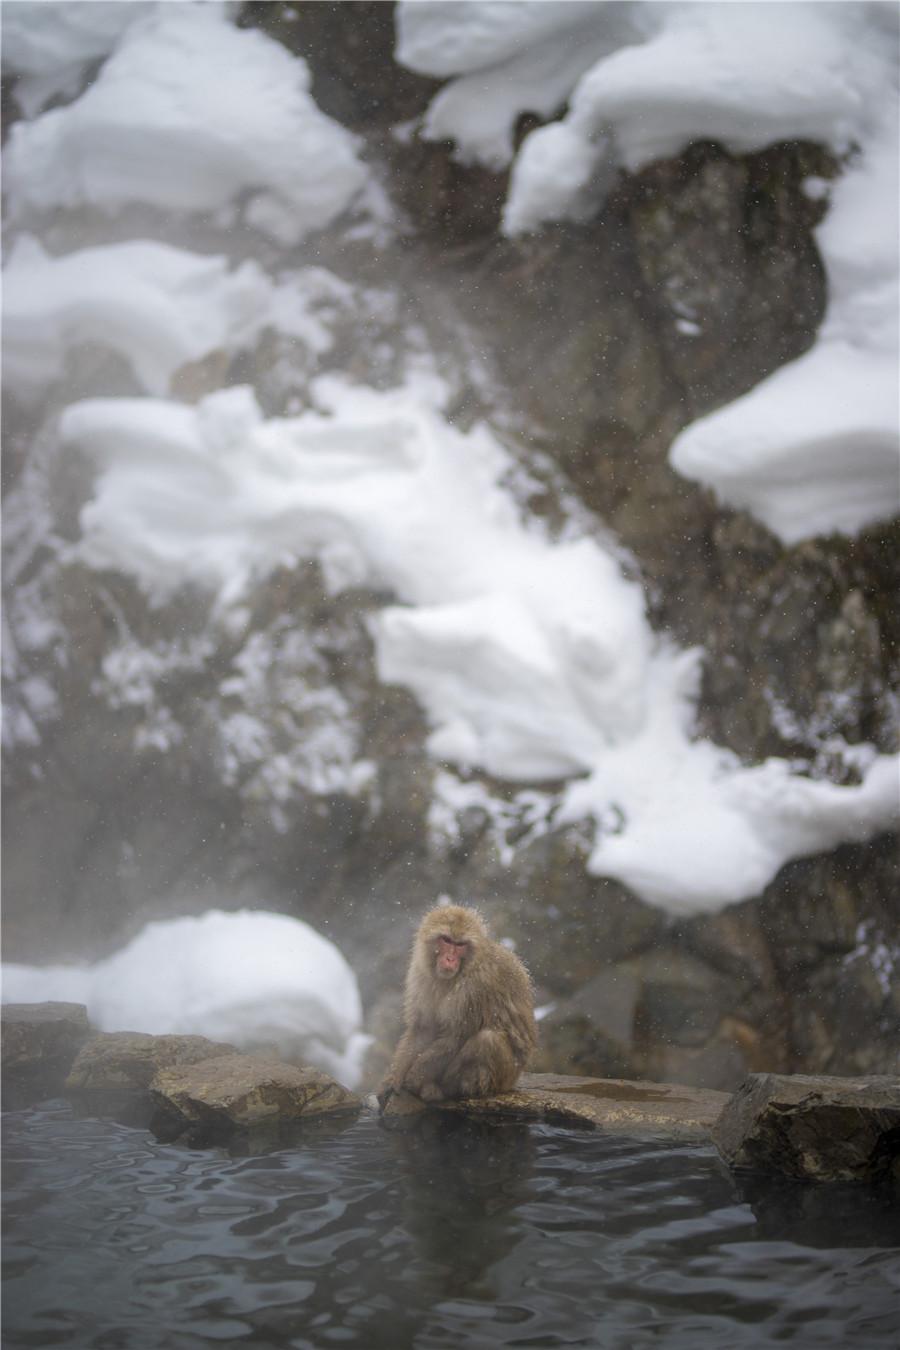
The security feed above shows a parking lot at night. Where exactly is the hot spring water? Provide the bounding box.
[3,1099,898,1348]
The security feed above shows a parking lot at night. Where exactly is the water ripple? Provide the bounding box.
[3,1100,897,1350]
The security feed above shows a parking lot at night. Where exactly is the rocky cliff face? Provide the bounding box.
[3,2,897,1089]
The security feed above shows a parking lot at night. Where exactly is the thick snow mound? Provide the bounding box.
[506,2,888,217]
[1,236,352,402]
[58,377,899,912]
[3,236,272,399]
[398,1,899,543]
[59,375,655,777]
[397,0,641,170]
[4,4,367,243]
[1,0,155,116]
[668,343,900,544]
[1,909,368,1087]
[670,118,899,541]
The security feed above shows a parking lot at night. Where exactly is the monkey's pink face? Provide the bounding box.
[433,935,470,979]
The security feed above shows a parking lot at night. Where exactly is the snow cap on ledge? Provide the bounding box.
[397,1,899,544]
[4,3,367,244]
[1,910,369,1088]
[58,377,899,914]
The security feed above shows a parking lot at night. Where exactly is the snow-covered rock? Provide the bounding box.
[1,0,155,116]
[57,376,899,912]
[3,236,271,399]
[1,910,369,1087]
[398,0,899,544]
[5,4,368,244]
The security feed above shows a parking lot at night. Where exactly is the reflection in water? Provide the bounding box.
[735,1170,900,1249]
[384,1113,534,1303]
[2,1098,898,1350]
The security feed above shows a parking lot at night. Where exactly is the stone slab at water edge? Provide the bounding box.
[1,1001,91,1106]
[2,1001,90,1073]
[3,1005,898,1180]
[381,1073,729,1141]
[713,1073,900,1183]
[149,1052,363,1144]
[66,1030,239,1093]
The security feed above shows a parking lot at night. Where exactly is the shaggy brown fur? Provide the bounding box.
[379,905,536,1105]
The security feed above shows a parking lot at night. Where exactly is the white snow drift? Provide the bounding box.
[1,0,155,116]
[3,0,897,923]
[397,0,900,543]
[4,3,367,244]
[58,377,899,913]
[669,117,900,542]
[1,909,369,1086]
[3,236,270,398]
[2,236,356,400]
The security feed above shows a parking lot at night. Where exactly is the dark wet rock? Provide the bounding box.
[466,828,666,995]
[381,1072,729,1141]
[240,1,438,129]
[641,1032,759,1096]
[533,969,641,1080]
[388,136,509,243]
[692,523,900,764]
[713,1073,900,1182]
[149,1053,361,1144]
[631,949,733,1049]
[66,1031,238,1093]
[1,1002,91,1102]
[530,939,777,1093]
[757,836,900,1078]
[626,141,830,408]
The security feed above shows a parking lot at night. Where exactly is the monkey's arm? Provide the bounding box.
[378,1026,459,1106]
[400,1034,462,1100]
[441,1027,520,1098]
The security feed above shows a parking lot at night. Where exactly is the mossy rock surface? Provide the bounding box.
[713,1072,900,1182]
[2,1001,91,1084]
[382,1072,730,1141]
[66,1031,238,1093]
[150,1052,362,1143]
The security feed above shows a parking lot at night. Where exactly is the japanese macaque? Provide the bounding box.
[379,905,536,1106]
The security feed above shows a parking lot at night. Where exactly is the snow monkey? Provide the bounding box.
[379,904,537,1106]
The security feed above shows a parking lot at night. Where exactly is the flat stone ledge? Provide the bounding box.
[1,1002,91,1099]
[382,1072,730,1140]
[712,1072,900,1182]
[66,1031,239,1093]
[150,1052,362,1144]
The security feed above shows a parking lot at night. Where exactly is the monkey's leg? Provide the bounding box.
[403,1036,460,1100]
[441,1028,519,1098]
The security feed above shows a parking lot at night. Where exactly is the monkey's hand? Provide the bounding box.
[443,1028,518,1098]
[376,1079,396,1111]
[402,1037,457,1097]
[417,1081,446,1103]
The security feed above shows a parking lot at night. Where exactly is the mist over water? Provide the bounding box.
[4,1102,899,1350]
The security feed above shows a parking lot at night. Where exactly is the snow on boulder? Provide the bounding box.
[397,1,899,543]
[1,910,369,1088]
[670,118,899,542]
[2,236,273,399]
[396,0,634,171]
[4,4,367,244]
[56,376,899,913]
[1,0,155,116]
